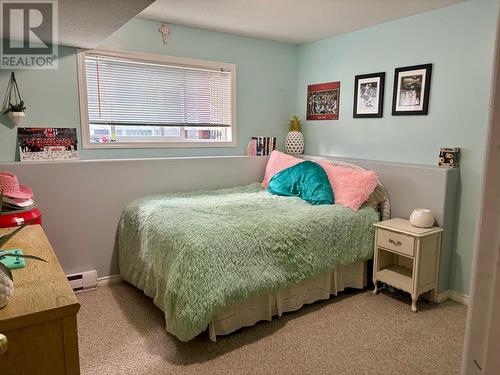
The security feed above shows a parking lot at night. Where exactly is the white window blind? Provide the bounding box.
[84,53,232,128]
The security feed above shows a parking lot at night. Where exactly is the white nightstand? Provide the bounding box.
[372,218,443,312]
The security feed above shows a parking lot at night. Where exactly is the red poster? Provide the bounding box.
[306,81,340,120]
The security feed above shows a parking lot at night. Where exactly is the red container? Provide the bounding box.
[0,207,42,228]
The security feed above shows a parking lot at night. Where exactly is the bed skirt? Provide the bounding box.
[208,261,367,341]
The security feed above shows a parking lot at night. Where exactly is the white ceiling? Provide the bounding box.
[139,0,465,44]
[0,0,154,48]
[58,0,154,47]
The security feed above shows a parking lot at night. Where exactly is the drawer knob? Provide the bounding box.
[388,238,402,247]
[0,333,7,355]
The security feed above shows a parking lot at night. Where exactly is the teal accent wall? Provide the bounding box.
[0,2,498,295]
[0,19,297,160]
[296,0,499,294]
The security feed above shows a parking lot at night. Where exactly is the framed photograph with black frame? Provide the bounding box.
[353,72,385,118]
[392,63,432,116]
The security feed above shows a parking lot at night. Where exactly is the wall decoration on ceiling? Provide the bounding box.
[353,72,385,118]
[306,81,340,120]
[392,63,432,116]
[18,128,79,162]
[159,23,170,45]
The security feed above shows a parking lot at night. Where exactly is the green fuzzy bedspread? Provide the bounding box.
[117,183,379,341]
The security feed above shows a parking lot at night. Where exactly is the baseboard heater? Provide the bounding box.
[67,270,98,292]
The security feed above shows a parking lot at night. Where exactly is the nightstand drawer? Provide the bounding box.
[377,229,415,257]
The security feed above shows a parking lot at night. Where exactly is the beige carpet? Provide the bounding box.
[77,282,467,375]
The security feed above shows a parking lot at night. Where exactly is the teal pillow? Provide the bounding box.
[267,161,334,205]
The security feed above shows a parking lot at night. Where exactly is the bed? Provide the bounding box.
[117,160,390,342]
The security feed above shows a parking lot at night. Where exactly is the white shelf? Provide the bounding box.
[377,265,413,293]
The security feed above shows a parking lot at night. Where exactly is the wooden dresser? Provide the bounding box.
[0,225,80,374]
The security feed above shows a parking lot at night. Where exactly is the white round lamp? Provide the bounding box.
[409,209,435,228]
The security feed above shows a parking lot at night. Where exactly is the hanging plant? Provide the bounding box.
[2,72,26,125]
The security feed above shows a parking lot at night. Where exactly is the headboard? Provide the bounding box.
[321,159,391,221]
[303,154,460,293]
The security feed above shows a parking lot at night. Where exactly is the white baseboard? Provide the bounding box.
[97,274,122,286]
[448,290,470,305]
[436,291,450,304]
[437,290,469,306]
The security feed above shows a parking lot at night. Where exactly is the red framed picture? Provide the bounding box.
[18,127,79,162]
[306,81,340,120]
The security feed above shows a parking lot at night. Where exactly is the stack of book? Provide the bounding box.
[1,195,36,214]
[248,136,277,156]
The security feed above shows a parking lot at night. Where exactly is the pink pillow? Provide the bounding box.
[262,151,303,188]
[316,160,378,211]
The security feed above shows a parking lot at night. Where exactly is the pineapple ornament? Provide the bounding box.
[285,115,304,155]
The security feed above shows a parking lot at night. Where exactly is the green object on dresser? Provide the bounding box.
[0,249,26,269]
[117,183,378,341]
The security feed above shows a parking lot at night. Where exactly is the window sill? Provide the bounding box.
[0,155,268,165]
[82,140,237,149]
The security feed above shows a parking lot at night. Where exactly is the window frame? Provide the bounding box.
[77,48,237,149]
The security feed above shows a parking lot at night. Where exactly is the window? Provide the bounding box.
[77,49,236,148]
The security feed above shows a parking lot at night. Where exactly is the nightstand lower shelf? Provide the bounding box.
[376,266,413,293]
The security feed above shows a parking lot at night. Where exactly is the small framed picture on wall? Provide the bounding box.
[353,72,385,118]
[392,63,432,116]
[306,81,340,120]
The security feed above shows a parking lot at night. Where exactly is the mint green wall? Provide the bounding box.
[0,2,497,295]
[296,0,499,294]
[0,19,297,160]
